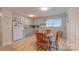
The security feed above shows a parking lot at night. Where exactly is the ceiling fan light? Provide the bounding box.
[28,14,35,17]
[40,7,49,11]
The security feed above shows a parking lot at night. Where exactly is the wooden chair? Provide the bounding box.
[55,32,59,50]
[45,29,51,34]
[36,32,50,51]
[49,31,59,51]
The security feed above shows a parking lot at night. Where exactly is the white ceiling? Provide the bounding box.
[1,7,68,17]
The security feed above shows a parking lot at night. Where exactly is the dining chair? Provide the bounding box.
[55,31,59,50]
[36,32,50,51]
[49,31,59,51]
[45,29,51,34]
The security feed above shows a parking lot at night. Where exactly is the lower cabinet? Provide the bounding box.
[23,29,33,37]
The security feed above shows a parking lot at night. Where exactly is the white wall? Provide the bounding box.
[0,9,31,46]
[33,14,67,38]
[1,10,13,46]
[67,8,79,50]
[0,16,2,46]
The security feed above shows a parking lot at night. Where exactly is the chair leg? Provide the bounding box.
[56,45,59,51]
[56,48,58,51]
[37,47,39,51]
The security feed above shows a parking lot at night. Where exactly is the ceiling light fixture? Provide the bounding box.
[40,7,49,11]
[28,14,35,17]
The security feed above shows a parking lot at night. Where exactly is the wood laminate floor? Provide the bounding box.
[0,34,70,51]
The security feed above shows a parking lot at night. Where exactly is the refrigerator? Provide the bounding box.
[12,17,24,41]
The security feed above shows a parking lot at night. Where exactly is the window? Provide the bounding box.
[46,18,62,27]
